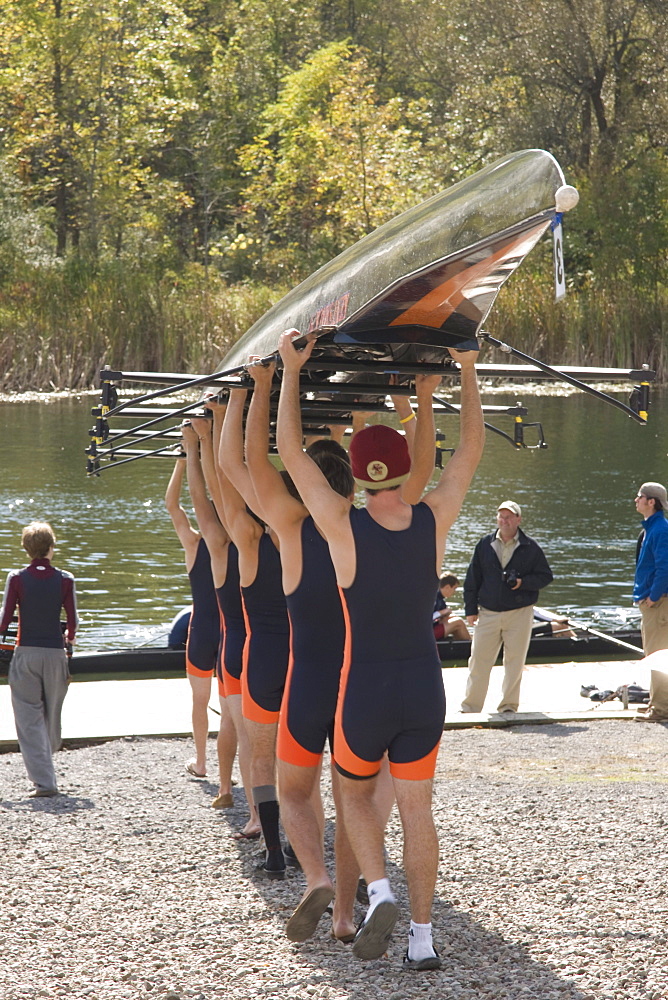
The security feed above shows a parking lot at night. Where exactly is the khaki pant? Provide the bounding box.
[640,595,668,655]
[640,598,668,716]
[9,646,70,792]
[637,648,668,718]
[461,604,534,714]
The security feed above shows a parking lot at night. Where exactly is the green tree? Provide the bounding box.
[0,0,197,260]
[236,40,439,281]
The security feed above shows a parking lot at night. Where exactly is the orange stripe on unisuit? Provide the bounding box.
[277,614,324,767]
[332,587,381,778]
[277,715,322,767]
[186,658,215,678]
[389,739,441,781]
[277,656,321,765]
[240,596,279,724]
[222,664,241,696]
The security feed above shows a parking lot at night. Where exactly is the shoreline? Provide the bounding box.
[1,376,658,405]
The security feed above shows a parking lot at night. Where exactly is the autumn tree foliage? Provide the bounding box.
[0,0,666,385]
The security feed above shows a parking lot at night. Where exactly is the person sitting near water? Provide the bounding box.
[167,606,191,649]
[0,521,77,798]
[433,573,470,641]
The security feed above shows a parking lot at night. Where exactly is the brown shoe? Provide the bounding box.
[211,792,234,808]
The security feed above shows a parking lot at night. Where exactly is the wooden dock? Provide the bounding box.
[0,657,651,751]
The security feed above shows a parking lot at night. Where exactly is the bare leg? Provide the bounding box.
[372,754,395,826]
[187,673,213,774]
[336,772,386,885]
[443,616,471,641]
[278,760,329,886]
[278,758,334,940]
[328,755,394,939]
[227,694,260,835]
[393,776,439,924]
[244,717,278,787]
[330,766,360,941]
[215,695,237,799]
[392,774,441,966]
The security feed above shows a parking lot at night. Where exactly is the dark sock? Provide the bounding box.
[257,799,284,856]
[264,846,286,872]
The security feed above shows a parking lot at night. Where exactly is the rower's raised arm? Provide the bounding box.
[400,373,442,504]
[203,400,229,526]
[276,330,350,531]
[246,358,303,532]
[219,386,265,520]
[214,394,263,552]
[389,383,416,455]
[187,416,229,542]
[164,456,197,549]
[209,399,243,525]
[424,348,484,530]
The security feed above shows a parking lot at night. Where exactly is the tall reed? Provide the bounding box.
[491,273,666,375]
[0,262,284,392]
[0,261,665,392]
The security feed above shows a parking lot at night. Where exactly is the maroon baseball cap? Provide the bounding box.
[349,425,411,489]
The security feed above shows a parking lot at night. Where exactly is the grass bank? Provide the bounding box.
[0,262,665,391]
[0,262,284,392]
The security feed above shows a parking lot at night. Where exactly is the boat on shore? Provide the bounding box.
[437,625,642,667]
[0,620,643,680]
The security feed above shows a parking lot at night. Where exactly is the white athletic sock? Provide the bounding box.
[365,878,395,922]
[407,920,436,961]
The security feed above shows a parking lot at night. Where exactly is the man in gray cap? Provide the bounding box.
[461,501,553,714]
[632,482,668,722]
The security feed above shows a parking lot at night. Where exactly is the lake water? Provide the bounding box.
[1,383,664,650]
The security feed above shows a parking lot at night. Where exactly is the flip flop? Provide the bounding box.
[286,886,335,942]
[185,761,207,778]
[211,792,234,809]
[233,829,261,841]
[352,901,398,960]
[330,930,356,944]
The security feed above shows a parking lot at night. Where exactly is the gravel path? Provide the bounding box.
[1,721,667,1000]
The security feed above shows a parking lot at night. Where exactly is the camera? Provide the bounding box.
[503,568,519,589]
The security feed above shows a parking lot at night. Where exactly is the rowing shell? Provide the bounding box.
[85,146,649,476]
[0,627,643,678]
[222,149,567,369]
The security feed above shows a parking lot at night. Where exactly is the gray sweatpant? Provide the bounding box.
[9,646,70,792]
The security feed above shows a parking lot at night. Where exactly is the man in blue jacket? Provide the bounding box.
[460,501,553,714]
[632,482,668,722]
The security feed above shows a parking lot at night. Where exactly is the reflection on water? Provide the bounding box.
[1,387,663,650]
[0,395,189,650]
